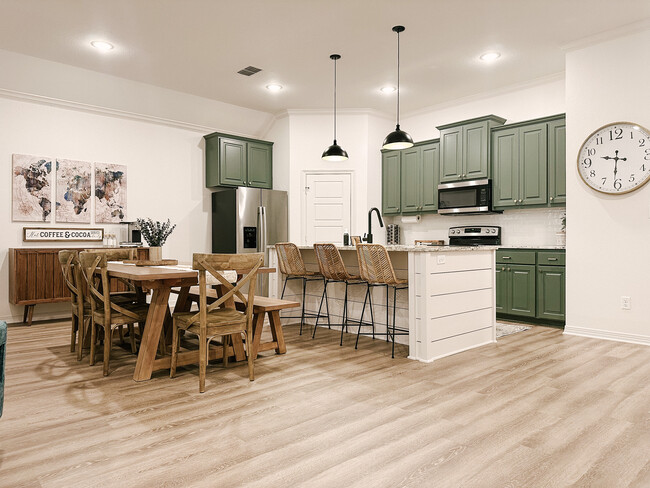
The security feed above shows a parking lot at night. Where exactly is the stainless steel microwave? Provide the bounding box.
[438,178,500,215]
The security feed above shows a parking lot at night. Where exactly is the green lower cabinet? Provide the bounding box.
[495,266,508,313]
[496,249,565,325]
[508,264,536,317]
[536,265,566,321]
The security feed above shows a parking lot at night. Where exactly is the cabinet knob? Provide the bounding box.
[501,267,505,271]
[539,268,542,273]
[462,173,466,178]
[550,196,554,201]
[513,199,517,203]
[518,199,522,204]
[507,267,511,271]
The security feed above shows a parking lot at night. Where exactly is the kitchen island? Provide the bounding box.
[268,245,498,362]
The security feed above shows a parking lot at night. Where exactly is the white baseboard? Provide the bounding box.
[1,312,70,325]
[564,326,650,346]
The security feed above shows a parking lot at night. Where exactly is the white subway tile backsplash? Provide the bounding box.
[389,207,565,247]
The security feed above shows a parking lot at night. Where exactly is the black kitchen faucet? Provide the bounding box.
[363,207,384,244]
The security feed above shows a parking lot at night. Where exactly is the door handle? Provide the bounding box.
[257,206,266,255]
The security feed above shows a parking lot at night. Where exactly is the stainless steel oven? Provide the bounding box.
[438,178,500,215]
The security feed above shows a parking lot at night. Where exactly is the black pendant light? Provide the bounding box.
[382,25,413,150]
[322,54,349,161]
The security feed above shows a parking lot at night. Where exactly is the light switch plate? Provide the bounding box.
[437,254,446,265]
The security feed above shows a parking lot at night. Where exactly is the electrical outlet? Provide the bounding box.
[437,254,446,265]
[621,296,631,310]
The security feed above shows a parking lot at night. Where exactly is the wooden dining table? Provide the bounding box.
[106,262,276,382]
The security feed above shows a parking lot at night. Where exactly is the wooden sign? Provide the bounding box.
[23,227,104,242]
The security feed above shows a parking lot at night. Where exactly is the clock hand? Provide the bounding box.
[601,156,612,160]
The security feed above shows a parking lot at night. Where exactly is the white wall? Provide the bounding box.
[0,52,275,324]
[282,110,392,244]
[564,28,650,344]
[393,79,567,246]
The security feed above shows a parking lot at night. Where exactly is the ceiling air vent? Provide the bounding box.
[237,66,262,76]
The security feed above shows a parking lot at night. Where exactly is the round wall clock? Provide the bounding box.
[577,122,650,194]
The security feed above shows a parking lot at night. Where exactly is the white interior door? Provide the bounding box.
[304,173,351,245]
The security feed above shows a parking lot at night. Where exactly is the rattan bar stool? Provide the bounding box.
[355,243,408,358]
[275,242,329,335]
[312,243,372,345]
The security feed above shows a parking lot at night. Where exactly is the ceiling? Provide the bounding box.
[1,0,649,116]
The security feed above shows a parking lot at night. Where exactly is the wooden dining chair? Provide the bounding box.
[78,251,150,376]
[170,253,263,393]
[58,250,89,361]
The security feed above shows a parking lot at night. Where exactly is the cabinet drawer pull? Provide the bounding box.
[502,256,511,260]
[547,257,558,261]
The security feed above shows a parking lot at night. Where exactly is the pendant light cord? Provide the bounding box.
[333,56,337,142]
[396,29,400,127]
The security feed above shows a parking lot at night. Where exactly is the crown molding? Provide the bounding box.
[404,72,565,119]
[562,19,650,52]
[0,87,261,139]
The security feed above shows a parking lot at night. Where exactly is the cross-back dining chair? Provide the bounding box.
[170,252,263,393]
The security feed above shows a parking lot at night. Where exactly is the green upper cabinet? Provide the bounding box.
[400,140,439,214]
[492,114,565,209]
[382,150,401,215]
[548,118,566,205]
[204,132,273,189]
[437,115,506,183]
[247,142,273,189]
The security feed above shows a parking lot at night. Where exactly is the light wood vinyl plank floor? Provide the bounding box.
[0,320,649,488]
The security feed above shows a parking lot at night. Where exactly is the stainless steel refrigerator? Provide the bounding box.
[211,188,288,293]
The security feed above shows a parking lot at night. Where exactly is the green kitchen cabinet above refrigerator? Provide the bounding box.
[204,132,273,189]
[437,115,506,183]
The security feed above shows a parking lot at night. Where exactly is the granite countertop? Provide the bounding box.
[269,244,563,251]
[271,245,499,252]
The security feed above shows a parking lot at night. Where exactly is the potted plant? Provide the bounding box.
[556,213,566,246]
[136,218,176,261]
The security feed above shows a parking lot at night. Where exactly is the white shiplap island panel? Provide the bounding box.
[408,249,496,362]
[268,245,497,362]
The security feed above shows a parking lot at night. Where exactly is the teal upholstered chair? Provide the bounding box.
[0,320,6,417]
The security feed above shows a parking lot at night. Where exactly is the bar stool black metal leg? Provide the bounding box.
[386,285,390,342]
[299,277,308,335]
[392,285,397,358]
[323,277,331,329]
[356,285,370,349]
[340,282,350,346]
[313,280,328,339]
[369,285,375,339]
[280,277,288,299]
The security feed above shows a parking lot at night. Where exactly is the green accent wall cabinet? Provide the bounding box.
[400,140,439,214]
[492,114,565,209]
[382,150,402,215]
[204,132,273,189]
[437,115,506,183]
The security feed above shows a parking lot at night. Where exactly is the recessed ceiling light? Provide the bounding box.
[90,40,114,51]
[380,86,397,94]
[266,84,283,92]
[479,51,501,62]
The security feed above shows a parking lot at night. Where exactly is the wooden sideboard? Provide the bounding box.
[8,247,149,325]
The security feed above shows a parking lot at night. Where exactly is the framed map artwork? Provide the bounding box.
[56,159,92,223]
[12,154,53,222]
[95,163,127,223]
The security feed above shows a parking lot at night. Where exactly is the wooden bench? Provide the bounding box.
[173,287,299,358]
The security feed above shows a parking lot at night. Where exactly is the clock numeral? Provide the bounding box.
[614,179,622,191]
[590,170,596,177]
[640,139,646,147]
[642,165,647,172]
[601,177,607,185]
[629,174,635,182]
[582,158,592,168]
[645,149,650,160]
[587,148,596,156]
[595,136,603,145]
[609,129,623,140]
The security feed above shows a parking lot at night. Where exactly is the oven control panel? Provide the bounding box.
[448,226,501,246]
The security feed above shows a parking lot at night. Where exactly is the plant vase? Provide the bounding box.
[149,246,163,262]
